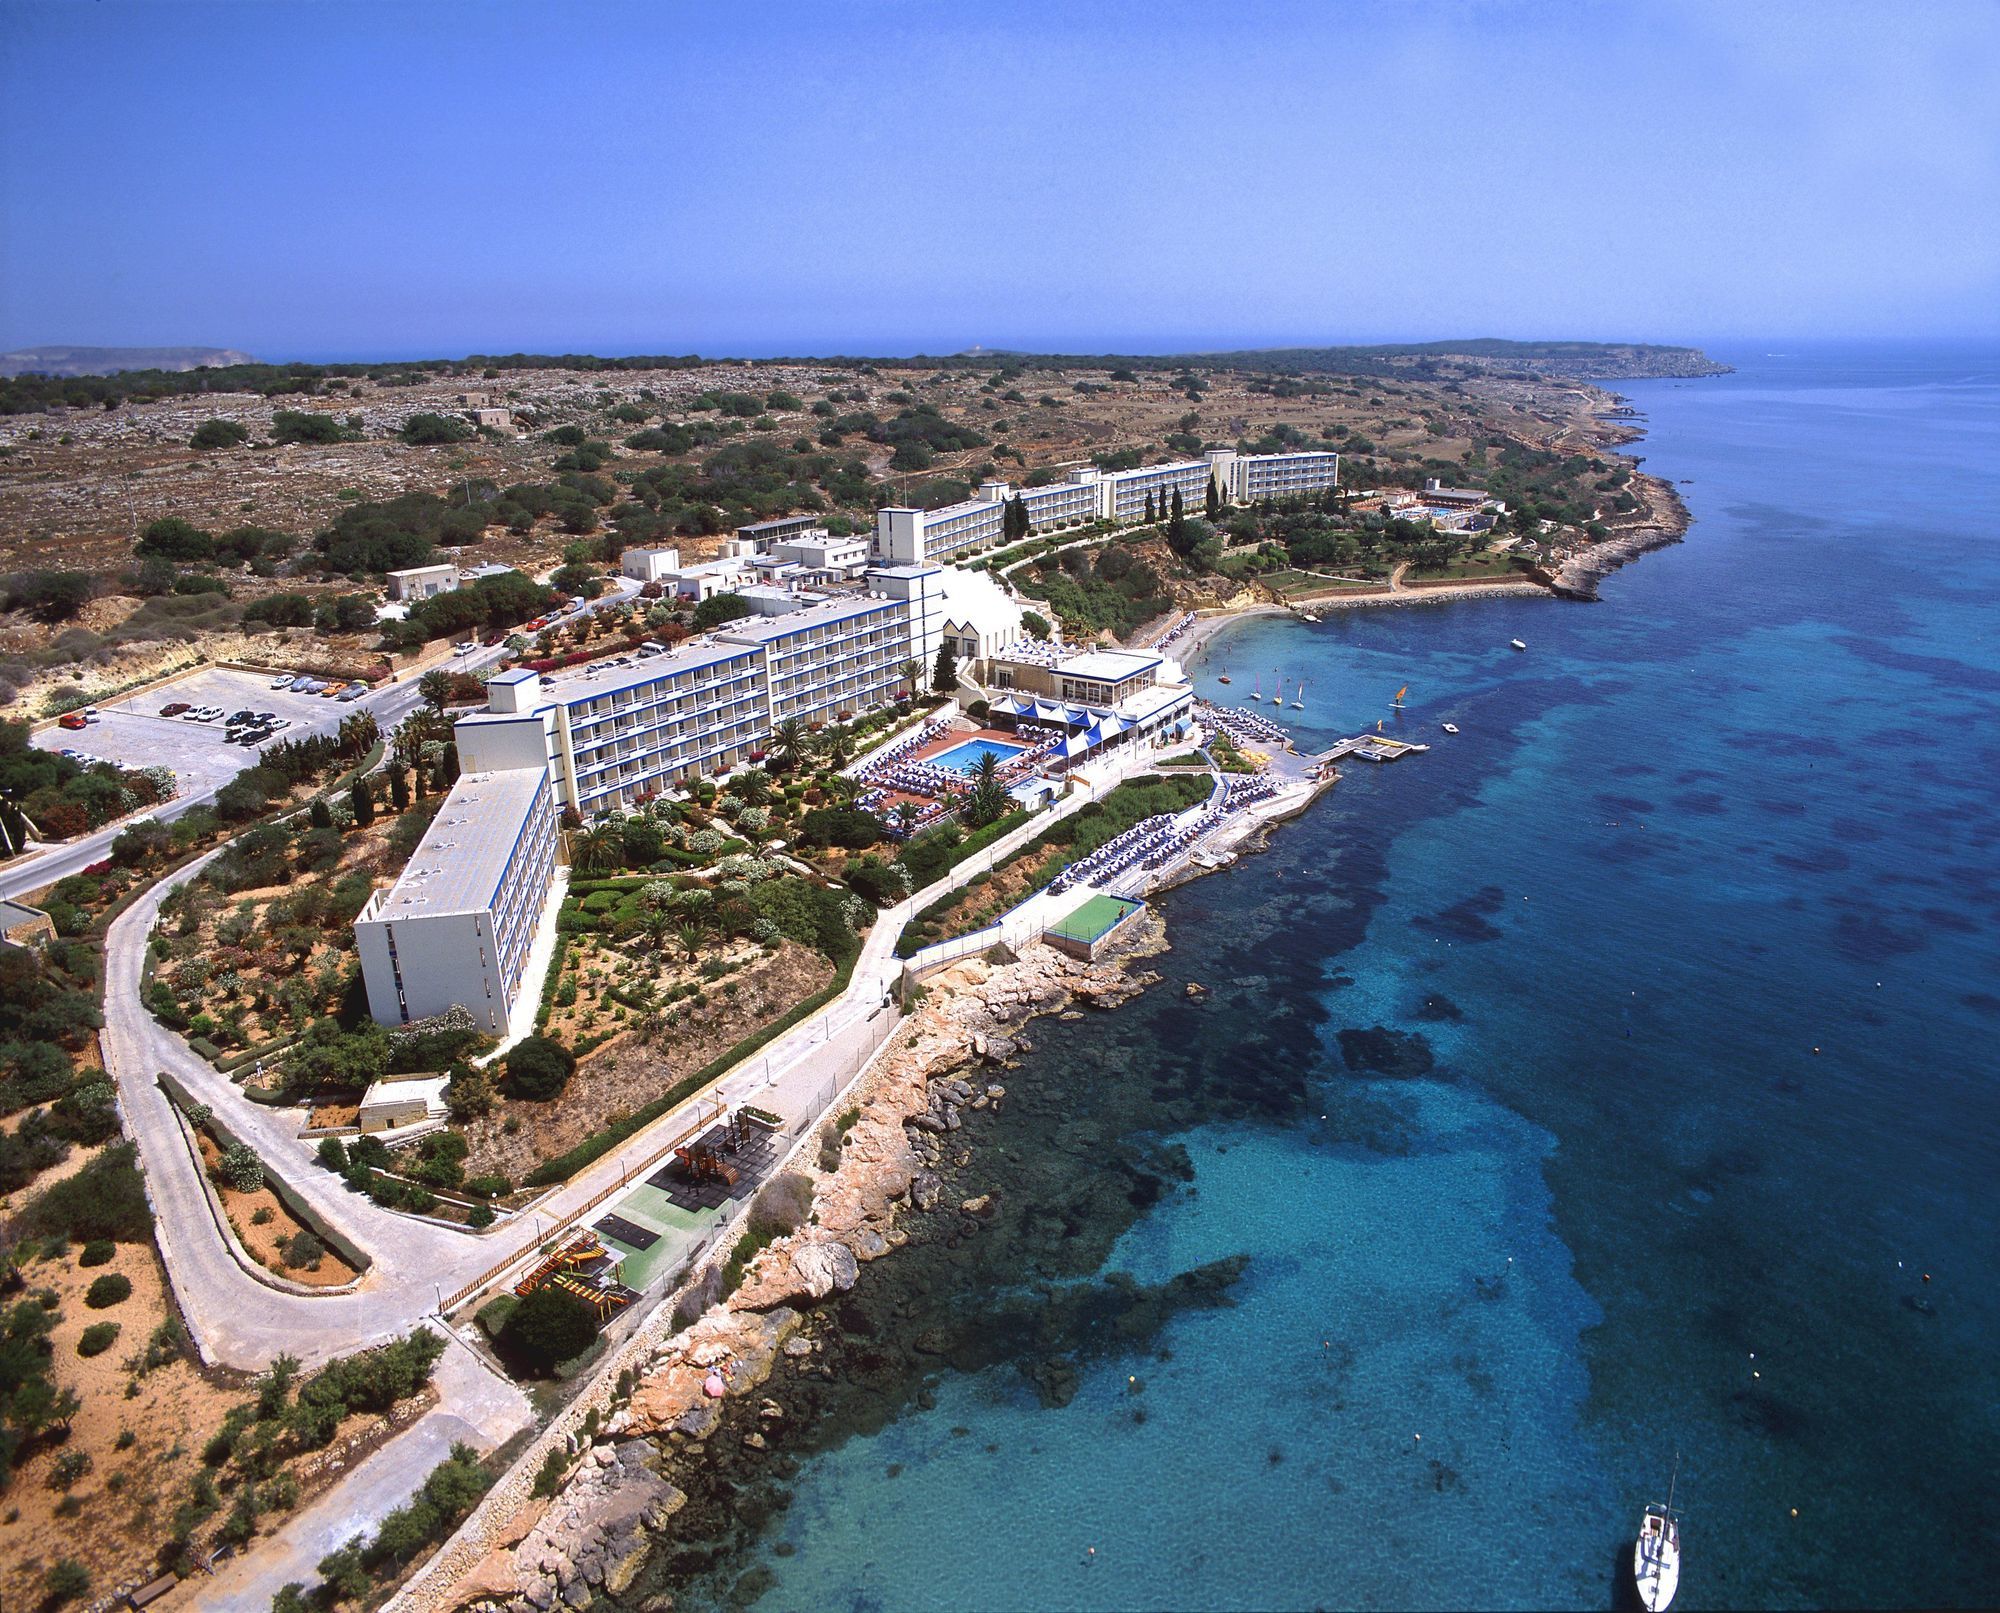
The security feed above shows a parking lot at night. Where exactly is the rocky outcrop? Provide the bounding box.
[489,1440,685,1610]
[1552,475,1691,600]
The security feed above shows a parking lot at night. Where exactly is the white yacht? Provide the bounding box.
[1441,722,1458,735]
[1510,638,1527,652]
[1632,1463,1682,1612]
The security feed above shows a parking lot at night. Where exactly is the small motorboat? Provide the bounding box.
[1510,638,1527,652]
[1441,722,1458,735]
[1217,674,1231,685]
[1633,1459,1682,1612]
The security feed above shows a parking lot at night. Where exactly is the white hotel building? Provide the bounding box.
[354,767,559,1032]
[1204,448,1342,504]
[455,591,912,817]
[873,451,1340,564]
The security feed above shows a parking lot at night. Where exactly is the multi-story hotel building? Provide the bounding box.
[353,766,559,1033]
[873,497,1006,565]
[870,447,1344,564]
[1206,449,1342,503]
[1100,459,1214,522]
[456,592,914,816]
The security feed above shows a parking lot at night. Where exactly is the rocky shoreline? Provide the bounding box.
[1550,475,1691,600]
[447,925,1170,1612]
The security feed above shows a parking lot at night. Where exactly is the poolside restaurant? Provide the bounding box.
[980,646,1196,767]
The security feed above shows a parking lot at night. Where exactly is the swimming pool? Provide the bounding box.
[927,737,1030,774]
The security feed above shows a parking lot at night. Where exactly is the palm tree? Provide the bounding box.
[335,710,379,759]
[732,769,772,807]
[574,822,621,873]
[676,923,703,963]
[962,750,1009,828]
[391,718,427,771]
[894,800,920,836]
[900,658,923,700]
[417,669,453,712]
[769,717,811,773]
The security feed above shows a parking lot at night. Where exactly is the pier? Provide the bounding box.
[1322,734,1430,763]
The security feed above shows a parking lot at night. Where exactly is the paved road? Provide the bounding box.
[194,1339,530,1613]
[86,689,1151,1595]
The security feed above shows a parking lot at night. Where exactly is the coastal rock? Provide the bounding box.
[793,1240,859,1299]
[909,1169,942,1210]
[497,1442,684,1611]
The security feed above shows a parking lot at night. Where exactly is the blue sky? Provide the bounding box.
[2,0,1996,359]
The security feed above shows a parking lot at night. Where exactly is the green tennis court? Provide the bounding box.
[1046,894,1144,946]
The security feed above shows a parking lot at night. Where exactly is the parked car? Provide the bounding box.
[159,700,191,717]
[228,709,255,725]
[58,712,88,730]
[270,673,296,689]
[338,685,367,701]
[454,641,476,654]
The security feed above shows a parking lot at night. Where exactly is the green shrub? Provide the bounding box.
[43,1559,90,1605]
[85,1272,133,1308]
[498,1283,599,1375]
[20,1143,152,1242]
[503,1035,575,1101]
[474,1294,517,1339]
[78,1239,115,1267]
[77,1320,121,1357]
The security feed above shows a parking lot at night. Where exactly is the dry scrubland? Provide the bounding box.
[0,351,1664,712]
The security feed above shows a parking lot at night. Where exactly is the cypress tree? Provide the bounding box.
[1144,491,1156,523]
[932,640,958,694]
[389,766,411,812]
[349,778,375,828]
[1205,477,1222,519]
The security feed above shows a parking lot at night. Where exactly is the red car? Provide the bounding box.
[58,712,88,730]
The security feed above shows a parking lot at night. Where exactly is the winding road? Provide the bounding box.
[74,711,1161,1605]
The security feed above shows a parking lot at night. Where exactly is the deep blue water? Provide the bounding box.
[718,348,2000,1610]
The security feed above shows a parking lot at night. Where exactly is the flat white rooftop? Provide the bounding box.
[367,769,545,920]
[535,636,756,704]
[715,592,895,644]
[1056,649,1165,681]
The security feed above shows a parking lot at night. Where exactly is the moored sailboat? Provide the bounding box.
[1290,682,1304,710]
[1632,1459,1682,1612]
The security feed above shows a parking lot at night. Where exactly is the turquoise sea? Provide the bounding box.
[644,348,2000,1611]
